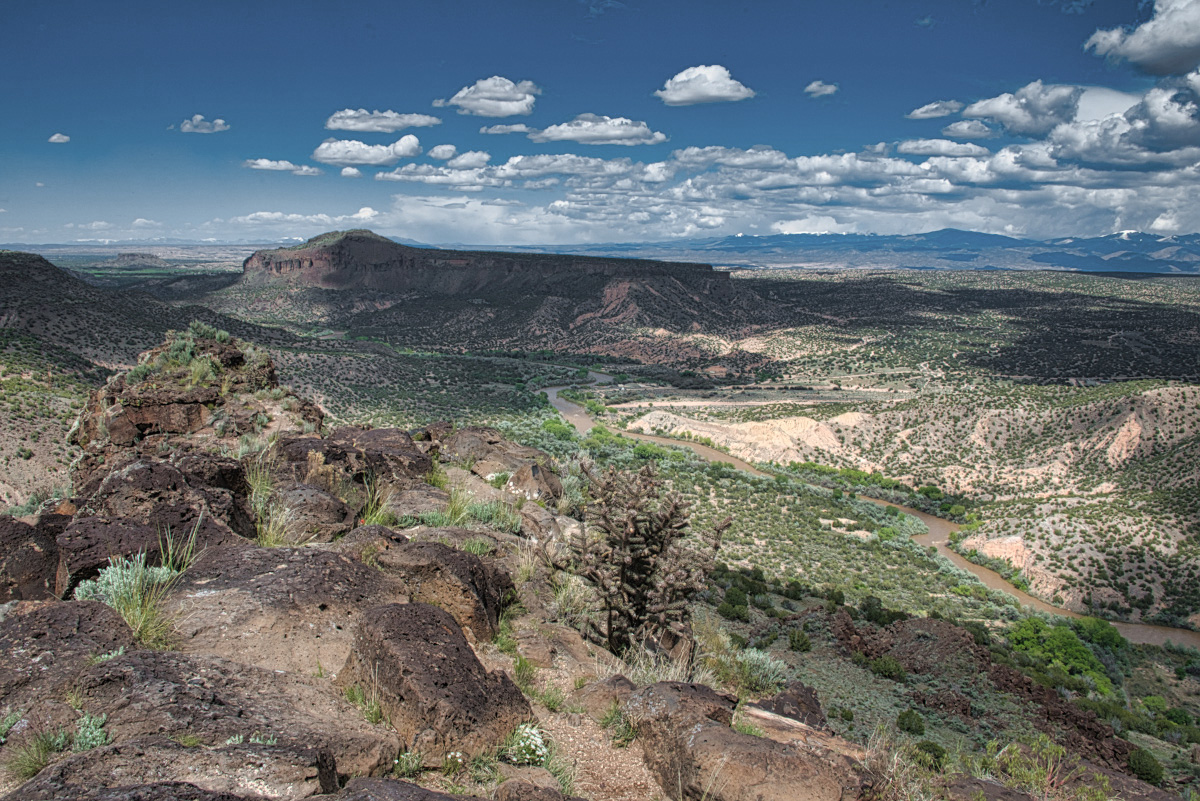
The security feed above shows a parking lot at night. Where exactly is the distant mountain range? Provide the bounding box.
[483,229,1200,275]
[7,228,1200,274]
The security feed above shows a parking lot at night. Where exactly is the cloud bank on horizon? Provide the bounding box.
[5,0,1200,245]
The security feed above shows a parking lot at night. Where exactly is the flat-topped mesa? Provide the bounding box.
[241,229,731,294]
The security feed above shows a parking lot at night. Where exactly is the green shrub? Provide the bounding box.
[73,552,179,649]
[869,655,906,682]
[718,602,750,621]
[897,709,925,735]
[1127,748,1162,785]
[788,629,811,652]
[913,740,946,771]
[734,648,790,694]
[72,714,109,751]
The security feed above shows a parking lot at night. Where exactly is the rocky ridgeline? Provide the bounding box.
[0,332,875,801]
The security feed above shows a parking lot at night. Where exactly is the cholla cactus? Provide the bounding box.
[557,463,729,655]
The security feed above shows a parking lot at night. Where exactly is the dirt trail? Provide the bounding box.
[545,376,1200,650]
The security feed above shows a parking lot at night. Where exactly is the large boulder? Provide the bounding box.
[77,454,256,541]
[74,651,401,779]
[7,737,337,800]
[168,544,407,675]
[750,680,829,730]
[624,682,863,801]
[340,604,532,766]
[0,517,59,602]
[374,540,513,642]
[274,482,354,543]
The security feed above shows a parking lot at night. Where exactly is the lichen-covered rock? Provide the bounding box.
[75,651,401,779]
[8,737,337,800]
[0,601,134,737]
[341,603,532,766]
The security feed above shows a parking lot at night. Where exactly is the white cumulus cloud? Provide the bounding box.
[312,135,421,166]
[325,109,441,132]
[804,81,839,98]
[1086,0,1200,75]
[905,100,964,119]
[897,139,991,157]
[48,133,70,143]
[243,158,323,176]
[529,114,667,145]
[942,120,995,139]
[341,167,363,178]
[447,150,491,168]
[654,65,756,106]
[964,80,1082,136]
[180,114,230,133]
[480,124,535,135]
[428,144,458,160]
[434,76,541,117]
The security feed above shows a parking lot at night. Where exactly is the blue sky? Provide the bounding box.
[2,0,1199,244]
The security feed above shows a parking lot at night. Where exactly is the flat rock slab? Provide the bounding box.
[4,782,256,801]
[75,650,401,779]
[8,737,337,800]
[334,777,482,800]
[342,603,532,766]
[0,601,134,731]
[625,681,862,801]
[169,544,407,675]
[375,541,513,642]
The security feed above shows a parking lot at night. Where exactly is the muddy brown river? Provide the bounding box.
[546,377,1200,649]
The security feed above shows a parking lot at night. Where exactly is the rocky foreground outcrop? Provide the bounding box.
[7,331,1158,801]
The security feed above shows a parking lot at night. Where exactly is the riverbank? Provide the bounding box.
[545,379,1200,650]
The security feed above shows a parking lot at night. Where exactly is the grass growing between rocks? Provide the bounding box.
[3,729,69,781]
[73,552,180,650]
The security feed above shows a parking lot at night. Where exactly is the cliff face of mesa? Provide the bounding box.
[240,229,734,297]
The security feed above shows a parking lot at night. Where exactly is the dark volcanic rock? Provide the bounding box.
[81,454,256,539]
[624,681,862,801]
[169,544,407,674]
[751,680,829,730]
[55,515,245,600]
[3,782,257,801]
[341,603,532,766]
[275,482,354,543]
[0,516,59,601]
[375,540,513,642]
[0,601,134,735]
[75,651,401,779]
[8,737,337,800]
[335,777,482,800]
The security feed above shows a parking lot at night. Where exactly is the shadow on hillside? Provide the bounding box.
[754,274,1200,382]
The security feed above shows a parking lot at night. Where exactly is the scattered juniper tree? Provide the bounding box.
[555,463,729,656]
